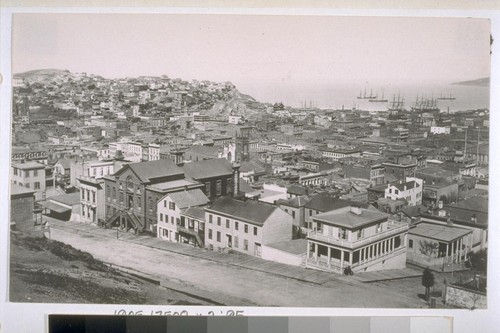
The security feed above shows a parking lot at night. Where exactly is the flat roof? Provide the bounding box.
[409,222,472,242]
[39,201,71,213]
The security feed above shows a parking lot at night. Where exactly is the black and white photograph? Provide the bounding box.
[5,12,491,310]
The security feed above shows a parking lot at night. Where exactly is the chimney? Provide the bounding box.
[232,163,241,197]
[350,206,362,215]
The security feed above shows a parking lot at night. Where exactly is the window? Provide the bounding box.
[171,216,174,224]
[226,219,230,228]
[25,183,30,189]
[92,192,96,203]
[235,222,239,230]
[244,239,248,251]
[82,190,85,199]
[339,228,347,240]
[25,170,30,178]
[149,197,154,211]
[33,170,38,177]
[216,180,222,196]
[217,217,221,226]
[244,224,248,233]
[160,213,163,222]
[292,211,295,219]
[209,214,213,223]
[234,236,239,248]
[205,182,211,196]
[309,209,312,216]
[34,182,40,190]
[409,239,414,249]
[217,231,221,242]
[164,200,166,208]
[285,209,288,213]
[169,201,176,210]
[358,229,363,239]
[395,189,399,195]
[13,168,17,176]
[137,196,141,208]
[253,227,258,236]
[208,229,212,240]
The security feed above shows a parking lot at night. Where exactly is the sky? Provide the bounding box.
[12,14,491,104]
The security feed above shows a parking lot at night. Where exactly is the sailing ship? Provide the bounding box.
[369,91,388,103]
[357,87,376,99]
[387,94,405,113]
[410,95,440,113]
[437,93,456,100]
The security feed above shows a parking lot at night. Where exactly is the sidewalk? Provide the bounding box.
[48,219,423,285]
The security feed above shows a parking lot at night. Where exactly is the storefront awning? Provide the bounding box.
[38,201,71,214]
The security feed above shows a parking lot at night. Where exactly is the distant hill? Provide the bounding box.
[14,69,71,78]
[452,77,490,87]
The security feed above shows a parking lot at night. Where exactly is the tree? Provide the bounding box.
[422,267,435,302]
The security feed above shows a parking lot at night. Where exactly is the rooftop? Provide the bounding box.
[409,222,472,242]
[10,183,36,196]
[12,161,46,170]
[48,192,81,206]
[182,206,206,220]
[148,178,200,192]
[165,189,210,210]
[305,193,355,212]
[312,206,389,229]
[206,197,277,226]
[183,158,233,180]
[117,159,184,183]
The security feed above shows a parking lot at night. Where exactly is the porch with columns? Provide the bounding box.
[305,233,407,274]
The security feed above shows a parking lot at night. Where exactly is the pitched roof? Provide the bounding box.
[185,145,219,158]
[304,193,353,212]
[182,206,206,220]
[276,195,310,208]
[119,159,184,183]
[312,206,389,229]
[240,159,266,173]
[206,197,277,226]
[287,184,308,196]
[166,189,209,210]
[183,158,233,180]
[55,158,72,169]
[450,196,488,212]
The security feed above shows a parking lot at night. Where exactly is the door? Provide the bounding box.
[254,243,262,257]
[226,234,232,248]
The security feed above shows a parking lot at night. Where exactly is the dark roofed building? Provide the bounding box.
[204,196,293,257]
[183,158,238,199]
[103,159,187,235]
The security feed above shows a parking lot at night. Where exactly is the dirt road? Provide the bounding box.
[47,221,425,308]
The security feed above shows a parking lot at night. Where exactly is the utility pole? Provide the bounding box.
[463,127,468,162]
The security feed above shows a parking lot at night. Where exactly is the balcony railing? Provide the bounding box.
[307,222,408,249]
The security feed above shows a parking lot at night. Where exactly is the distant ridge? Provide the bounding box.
[452,77,490,87]
[14,69,71,78]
